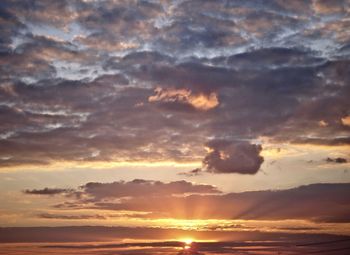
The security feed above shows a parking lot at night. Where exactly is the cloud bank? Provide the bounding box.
[25,181,350,223]
[0,0,349,169]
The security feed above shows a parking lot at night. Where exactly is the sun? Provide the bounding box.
[181,238,193,245]
[180,238,194,250]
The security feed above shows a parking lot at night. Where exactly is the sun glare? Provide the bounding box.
[182,239,193,245]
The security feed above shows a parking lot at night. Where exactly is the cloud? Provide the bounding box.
[226,47,324,70]
[0,226,346,244]
[24,179,221,199]
[291,137,350,146]
[24,188,71,195]
[148,87,219,111]
[80,179,221,199]
[341,116,350,126]
[95,183,350,223]
[312,0,348,15]
[178,168,202,177]
[0,0,349,168]
[202,140,264,174]
[37,213,107,220]
[26,182,350,223]
[326,157,347,164]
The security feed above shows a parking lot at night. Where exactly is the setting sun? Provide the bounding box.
[181,238,195,252]
[181,239,193,245]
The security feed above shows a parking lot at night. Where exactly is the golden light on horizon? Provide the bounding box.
[180,238,195,251]
[182,238,193,245]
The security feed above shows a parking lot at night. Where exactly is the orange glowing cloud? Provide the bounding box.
[148,87,219,111]
[318,120,328,127]
[341,116,350,126]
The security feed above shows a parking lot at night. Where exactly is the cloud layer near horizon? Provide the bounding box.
[0,0,349,172]
[24,180,350,223]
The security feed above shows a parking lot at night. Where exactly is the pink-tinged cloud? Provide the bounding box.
[149,87,219,111]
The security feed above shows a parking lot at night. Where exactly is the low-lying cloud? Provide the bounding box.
[80,179,221,199]
[25,181,350,223]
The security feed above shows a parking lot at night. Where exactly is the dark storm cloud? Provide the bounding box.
[203,140,264,174]
[0,0,349,168]
[29,182,350,223]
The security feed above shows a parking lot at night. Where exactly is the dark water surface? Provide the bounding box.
[1,239,350,255]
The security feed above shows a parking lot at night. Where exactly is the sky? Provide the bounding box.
[1,0,350,254]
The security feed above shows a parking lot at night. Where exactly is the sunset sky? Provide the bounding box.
[1,0,350,254]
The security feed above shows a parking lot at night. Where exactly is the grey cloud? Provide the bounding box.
[24,187,71,195]
[0,0,349,168]
[75,0,163,44]
[291,137,350,146]
[92,74,129,86]
[178,168,202,177]
[4,0,76,29]
[0,78,212,166]
[225,47,326,69]
[326,157,347,164]
[203,140,264,174]
[80,179,221,199]
[34,182,350,223]
[38,213,106,220]
[0,226,345,244]
[0,6,26,52]
[98,183,350,223]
